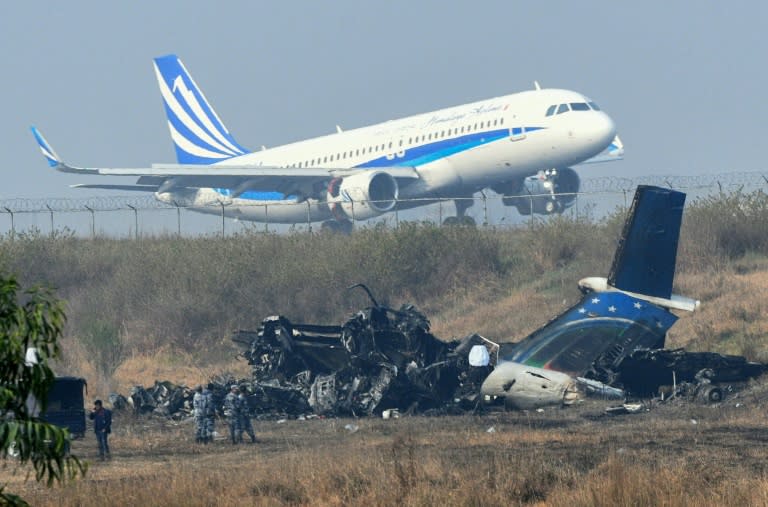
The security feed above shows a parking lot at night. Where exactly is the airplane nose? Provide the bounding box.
[588,112,617,147]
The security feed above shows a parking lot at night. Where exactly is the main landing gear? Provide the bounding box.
[321,219,353,234]
[442,198,476,226]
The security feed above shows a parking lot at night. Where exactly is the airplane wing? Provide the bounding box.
[575,134,624,165]
[31,127,419,195]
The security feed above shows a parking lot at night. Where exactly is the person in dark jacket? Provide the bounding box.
[89,399,112,460]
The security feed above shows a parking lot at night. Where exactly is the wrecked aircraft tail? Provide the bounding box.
[482,185,695,409]
[608,185,686,299]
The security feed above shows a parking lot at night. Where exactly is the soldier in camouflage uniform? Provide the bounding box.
[237,386,257,444]
[223,385,241,444]
[202,383,215,443]
[192,385,207,443]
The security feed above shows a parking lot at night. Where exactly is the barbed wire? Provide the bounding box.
[0,171,766,213]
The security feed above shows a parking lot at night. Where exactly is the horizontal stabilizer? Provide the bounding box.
[608,185,686,299]
[576,135,624,165]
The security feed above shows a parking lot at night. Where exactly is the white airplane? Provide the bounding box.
[32,54,623,232]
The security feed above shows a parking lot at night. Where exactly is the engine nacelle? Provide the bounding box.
[481,361,583,410]
[495,167,581,216]
[327,171,399,221]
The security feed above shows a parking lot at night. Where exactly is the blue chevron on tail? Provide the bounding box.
[153,54,250,165]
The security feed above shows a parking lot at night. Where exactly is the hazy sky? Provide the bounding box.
[2,2,766,200]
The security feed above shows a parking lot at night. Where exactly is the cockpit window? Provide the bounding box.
[556,103,570,115]
[570,102,590,111]
[588,101,601,111]
[545,105,556,117]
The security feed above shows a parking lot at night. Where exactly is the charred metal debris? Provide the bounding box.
[113,288,767,420]
[230,300,495,418]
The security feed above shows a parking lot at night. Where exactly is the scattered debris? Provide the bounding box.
[589,348,768,404]
[605,403,644,415]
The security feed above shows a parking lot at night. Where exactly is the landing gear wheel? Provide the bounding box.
[443,216,460,226]
[443,216,476,227]
[321,220,353,234]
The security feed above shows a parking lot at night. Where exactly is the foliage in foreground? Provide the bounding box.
[0,274,86,506]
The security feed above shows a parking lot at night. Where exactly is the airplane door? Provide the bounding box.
[509,127,526,141]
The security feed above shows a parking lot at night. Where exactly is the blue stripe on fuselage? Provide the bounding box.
[356,128,543,168]
[215,188,298,201]
[213,126,544,201]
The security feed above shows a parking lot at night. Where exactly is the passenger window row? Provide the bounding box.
[289,117,506,168]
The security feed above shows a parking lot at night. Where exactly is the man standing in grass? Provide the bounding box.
[223,385,241,444]
[192,385,207,443]
[237,385,258,444]
[202,382,215,443]
[89,399,112,460]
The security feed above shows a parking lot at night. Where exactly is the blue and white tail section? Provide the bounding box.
[153,54,251,165]
[30,126,63,167]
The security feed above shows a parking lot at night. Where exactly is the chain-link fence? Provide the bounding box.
[1,171,766,238]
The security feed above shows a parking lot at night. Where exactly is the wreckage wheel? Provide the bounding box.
[701,386,723,403]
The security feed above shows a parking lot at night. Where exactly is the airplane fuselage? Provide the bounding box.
[155,88,617,223]
[34,54,620,226]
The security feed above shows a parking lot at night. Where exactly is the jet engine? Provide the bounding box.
[327,171,399,221]
[493,167,580,216]
[480,361,583,410]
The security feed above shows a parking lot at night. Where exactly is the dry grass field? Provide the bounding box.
[4,381,768,506]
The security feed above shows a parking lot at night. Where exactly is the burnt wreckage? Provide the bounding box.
[121,186,767,419]
[232,285,493,417]
[481,185,767,409]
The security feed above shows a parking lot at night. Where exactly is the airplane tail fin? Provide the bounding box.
[608,185,686,299]
[30,126,63,167]
[153,54,250,165]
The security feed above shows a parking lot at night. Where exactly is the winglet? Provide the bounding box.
[30,126,62,167]
[608,185,686,299]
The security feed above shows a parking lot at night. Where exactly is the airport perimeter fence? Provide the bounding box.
[0,171,766,238]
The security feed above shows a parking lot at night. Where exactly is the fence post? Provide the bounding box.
[84,205,95,238]
[127,204,138,239]
[480,191,488,227]
[528,195,534,229]
[173,201,181,236]
[395,204,399,229]
[219,201,225,237]
[46,205,54,237]
[438,201,443,226]
[3,208,13,240]
[306,201,312,233]
[264,204,269,234]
